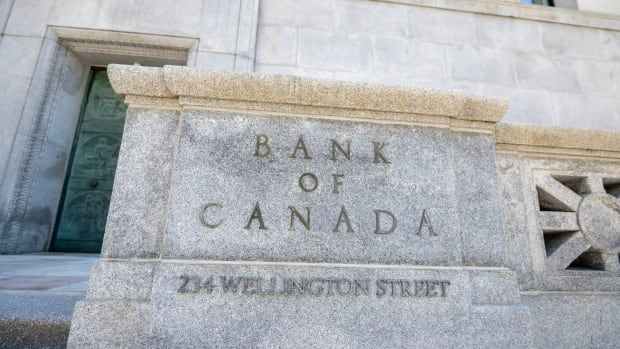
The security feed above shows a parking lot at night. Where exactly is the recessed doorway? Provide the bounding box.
[51,68,127,253]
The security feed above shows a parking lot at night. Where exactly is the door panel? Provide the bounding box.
[52,69,127,253]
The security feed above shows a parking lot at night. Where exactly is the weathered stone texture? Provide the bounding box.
[255,26,298,66]
[2,0,620,253]
[0,0,616,345]
[164,110,465,264]
[101,107,180,258]
[524,293,620,348]
[86,261,155,301]
[495,123,620,153]
[256,0,620,131]
[150,264,472,348]
[68,300,152,348]
[67,66,535,348]
[298,29,373,73]
[448,46,515,86]
[108,64,508,122]
[407,6,478,45]
[451,132,506,266]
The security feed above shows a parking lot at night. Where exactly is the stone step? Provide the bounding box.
[0,291,83,348]
[0,253,98,348]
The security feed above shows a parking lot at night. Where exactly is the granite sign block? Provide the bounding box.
[165,109,464,265]
[67,65,533,348]
[151,263,468,348]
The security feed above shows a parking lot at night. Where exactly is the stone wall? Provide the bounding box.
[0,0,260,253]
[256,0,620,130]
[60,64,620,348]
[0,0,259,193]
[0,2,618,346]
[1,0,619,194]
[494,124,620,347]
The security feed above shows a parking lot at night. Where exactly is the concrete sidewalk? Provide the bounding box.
[0,253,98,348]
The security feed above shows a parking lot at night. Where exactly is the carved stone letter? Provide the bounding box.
[298,173,319,192]
[330,139,351,161]
[244,202,268,230]
[254,134,271,158]
[333,205,354,233]
[288,206,311,231]
[416,209,437,236]
[372,142,390,164]
[374,210,397,234]
[200,203,223,228]
[332,174,345,194]
[290,136,312,159]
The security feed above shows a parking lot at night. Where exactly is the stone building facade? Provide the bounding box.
[0,0,619,347]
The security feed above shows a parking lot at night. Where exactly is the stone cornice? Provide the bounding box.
[379,0,620,32]
[107,64,508,128]
[52,27,197,62]
[52,27,198,50]
[495,123,620,159]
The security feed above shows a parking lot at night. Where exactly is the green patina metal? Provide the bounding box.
[51,68,127,253]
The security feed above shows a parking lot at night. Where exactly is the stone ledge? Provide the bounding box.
[107,64,508,125]
[0,292,84,349]
[495,123,620,154]
[108,65,173,98]
[0,318,70,349]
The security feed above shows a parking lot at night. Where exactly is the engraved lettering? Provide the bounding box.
[330,139,351,161]
[176,275,452,299]
[177,274,200,294]
[200,276,216,294]
[307,278,324,296]
[416,209,437,236]
[372,141,391,164]
[426,281,438,297]
[265,277,277,295]
[325,279,337,296]
[374,210,397,234]
[336,279,352,295]
[254,134,271,157]
[298,173,319,192]
[439,281,450,297]
[242,277,258,295]
[354,279,370,296]
[332,174,345,194]
[333,205,354,233]
[289,279,304,295]
[401,280,414,297]
[414,280,426,297]
[288,206,311,231]
[220,276,241,293]
[200,203,223,228]
[244,202,268,230]
[290,136,312,159]
[376,279,387,297]
[177,275,191,293]
[384,280,397,297]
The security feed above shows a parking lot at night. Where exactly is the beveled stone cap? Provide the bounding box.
[496,123,620,159]
[496,123,620,152]
[108,64,508,124]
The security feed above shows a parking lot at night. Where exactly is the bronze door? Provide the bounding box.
[51,68,127,253]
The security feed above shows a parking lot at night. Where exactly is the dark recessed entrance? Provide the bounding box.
[51,68,127,253]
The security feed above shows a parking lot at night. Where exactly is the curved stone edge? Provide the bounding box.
[107,64,508,123]
[495,123,620,154]
[108,64,172,98]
